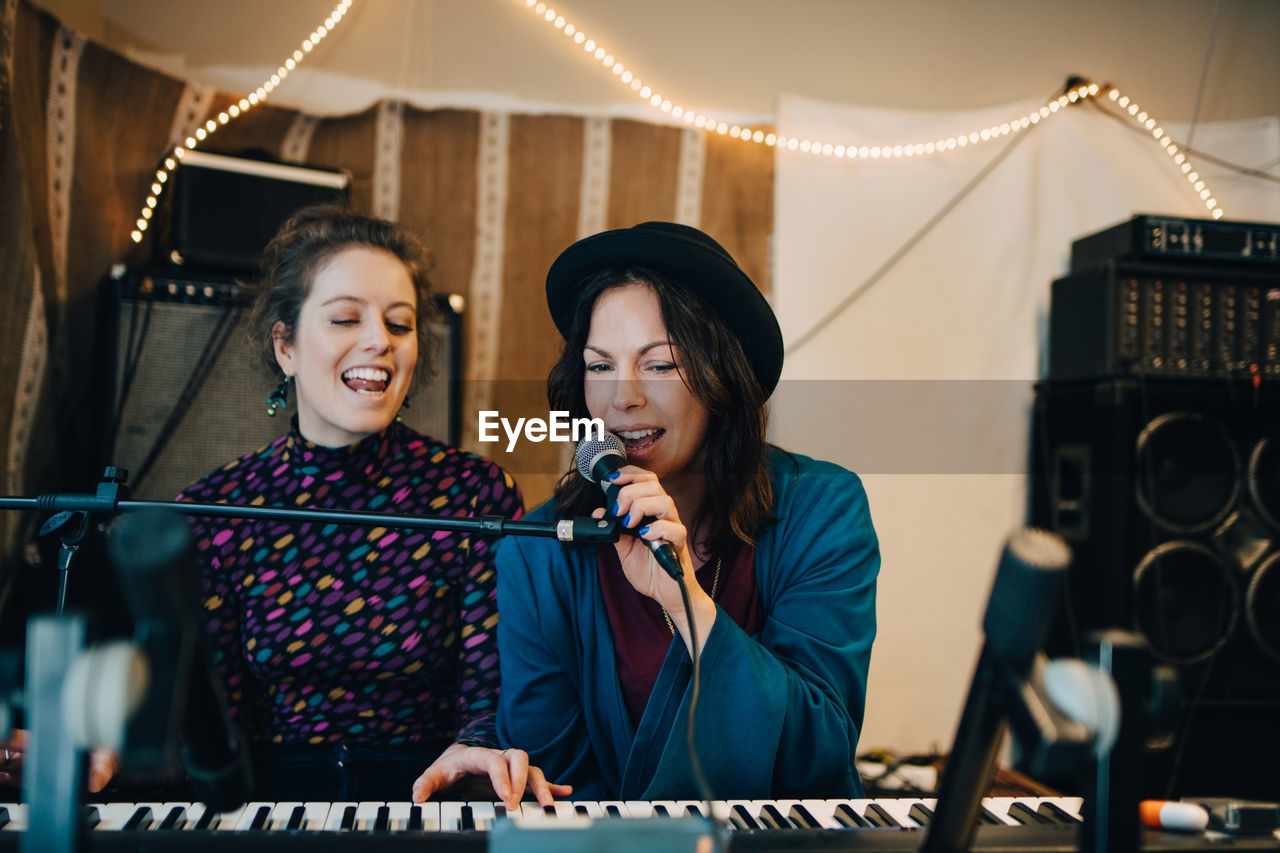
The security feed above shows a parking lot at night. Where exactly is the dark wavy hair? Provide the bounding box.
[549,268,774,555]
[248,204,439,387]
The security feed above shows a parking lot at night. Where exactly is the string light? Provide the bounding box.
[130,0,355,244]
[1106,86,1223,218]
[514,2,1223,216]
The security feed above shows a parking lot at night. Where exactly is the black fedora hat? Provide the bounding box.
[545,221,784,395]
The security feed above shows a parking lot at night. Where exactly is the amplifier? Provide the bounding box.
[164,150,350,274]
[1070,214,1280,272]
[1048,259,1280,382]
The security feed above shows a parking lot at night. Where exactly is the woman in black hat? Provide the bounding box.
[495,222,879,801]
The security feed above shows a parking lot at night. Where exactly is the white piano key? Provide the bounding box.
[86,803,141,831]
[384,801,413,831]
[594,800,631,819]
[440,800,464,830]
[466,801,500,831]
[0,803,27,831]
[354,801,388,831]
[234,802,278,830]
[322,801,359,831]
[621,800,655,819]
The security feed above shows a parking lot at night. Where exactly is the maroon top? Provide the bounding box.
[597,542,765,726]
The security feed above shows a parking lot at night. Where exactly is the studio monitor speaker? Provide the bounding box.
[95,268,460,502]
[1030,378,1280,799]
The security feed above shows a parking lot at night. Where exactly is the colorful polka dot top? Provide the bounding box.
[175,418,523,750]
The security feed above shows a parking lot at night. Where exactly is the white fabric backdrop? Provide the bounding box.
[771,91,1280,758]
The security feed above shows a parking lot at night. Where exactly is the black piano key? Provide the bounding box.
[407,805,424,831]
[123,806,154,831]
[193,806,218,830]
[459,805,476,830]
[1037,801,1081,824]
[159,806,187,830]
[788,804,824,829]
[83,805,100,829]
[604,804,623,818]
[977,805,1002,825]
[338,805,357,831]
[0,806,8,830]
[372,805,391,832]
[833,803,872,828]
[862,803,902,827]
[248,805,271,830]
[907,802,933,826]
[730,804,760,830]
[284,806,305,831]
[758,803,793,829]
[652,803,672,817]
[543,804,557,816]
[1007,801,1052,825]
[494,805,507,820]
[684,804,704,818]
[576,804,593,818]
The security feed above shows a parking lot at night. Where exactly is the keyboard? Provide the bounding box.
[2,796,1277,851]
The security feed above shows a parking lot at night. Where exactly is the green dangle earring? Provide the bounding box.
[267,375,292,417]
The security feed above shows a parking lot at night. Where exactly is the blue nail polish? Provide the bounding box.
[608,470,621,480]
[638,525,650,536]
[612,501,619,516]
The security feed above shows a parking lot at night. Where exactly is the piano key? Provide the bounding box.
[440,801,465,830]
[385,801,425,831]
[244,803,274,830]
[862,801,904,827]
[156,804,188,830]
[323,802,357,831]
[621,801,655,819]
[353,801,387,831]
[1007,800,1054,825]
[787,803,824,829]
[121,806,154,831]
[282,805,305,831]
[1037,799,1082,824]
[728,803,761,830]
[84,803,143,831]
[0,807,9,830]
[757,802,794,829]
[907,802,933,826]
[186,802,216,830]
[598,801,627,820]
[468,801,500,829]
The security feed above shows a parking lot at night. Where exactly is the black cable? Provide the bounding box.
[1183,0,1222,155]
[1085,98,1280,184]
[785,84,1061,358]
[674,573,720,828]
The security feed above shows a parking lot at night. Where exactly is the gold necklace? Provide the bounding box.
[662,556,722,635]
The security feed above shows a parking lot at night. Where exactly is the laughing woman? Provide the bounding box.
[496,222,880,800]
[177,206,567,806]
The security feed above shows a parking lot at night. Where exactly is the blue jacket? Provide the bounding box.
[496,448,879,800]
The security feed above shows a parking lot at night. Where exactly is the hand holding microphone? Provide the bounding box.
[574,433,685,581]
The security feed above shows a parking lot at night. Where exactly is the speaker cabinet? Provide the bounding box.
[95,268,460,501]
[163,150,350,274]
[1030,378,1280,799]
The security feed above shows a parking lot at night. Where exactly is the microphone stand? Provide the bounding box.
[1,467,622,544]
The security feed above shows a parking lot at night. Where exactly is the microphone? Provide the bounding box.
[107,510,253,810]
[575,433,684,581]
